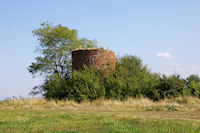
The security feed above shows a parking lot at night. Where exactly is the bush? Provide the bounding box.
[30,67,105,102]
[149,75,189,101]
[186,74,200,97]
[66,66,105,102]
[105,55,156,100]
[30,55,200,102]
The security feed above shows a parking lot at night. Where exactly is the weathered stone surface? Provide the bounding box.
[72,48,115,72]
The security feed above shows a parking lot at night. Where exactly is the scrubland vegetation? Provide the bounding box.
[30,55,200,102]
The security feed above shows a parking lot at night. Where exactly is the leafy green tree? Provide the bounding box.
[67,66,105,102]
[29,22,97,97]
[151,74,187,100]
[186,74,200,84]
[105,55,155,100]
[28,22,97,79]
[40,74,68,100]
[186,74,200,97]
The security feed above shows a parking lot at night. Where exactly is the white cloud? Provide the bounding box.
[156,52,174,59]
[170,62,179,67]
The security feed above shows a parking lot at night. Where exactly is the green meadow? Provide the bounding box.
[0,97,200,133]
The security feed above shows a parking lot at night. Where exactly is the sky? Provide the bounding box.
[0,0,200,100]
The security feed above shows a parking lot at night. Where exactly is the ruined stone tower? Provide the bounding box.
[72,48,115,72]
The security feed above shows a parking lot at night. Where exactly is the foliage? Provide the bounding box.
[105,55,156,100]
[186,74,200,97]
[28,22,97,78]
[29,53,200,101]
[28,22,97,97]
[30,74,69,100]
[148,74,188,101]
[66,66,105,102]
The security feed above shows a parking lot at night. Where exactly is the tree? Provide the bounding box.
[105,55,154,100]
[28,22,97,79]
[186,74,200,97]
[186,74,200,84]
[28,22,97,97]
[152,74,187,100]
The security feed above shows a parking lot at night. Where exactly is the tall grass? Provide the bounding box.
[0,96,200,111]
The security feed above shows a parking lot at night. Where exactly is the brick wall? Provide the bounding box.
[72,48,115,72]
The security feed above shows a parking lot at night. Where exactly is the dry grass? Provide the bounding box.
[0,97,200,112]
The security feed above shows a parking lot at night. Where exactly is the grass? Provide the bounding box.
[1,96,200,111]
[0,97,200,132]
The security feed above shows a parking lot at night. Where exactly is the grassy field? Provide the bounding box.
[0,97,200,133]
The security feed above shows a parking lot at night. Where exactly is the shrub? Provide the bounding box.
[105,55,156,100]
[30,55,200,102]
[186,74,200,97]
[67,66,105,102]
[149,74,188,101]
[30,74,69,100]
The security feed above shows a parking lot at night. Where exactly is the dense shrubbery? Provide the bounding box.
[148,75,189,101]
[31,55,200,102]
[67,67,106,102]
[104,55,156,100]
[186,75,200,97]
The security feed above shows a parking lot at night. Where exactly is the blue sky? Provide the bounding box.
[0,0,200,99]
